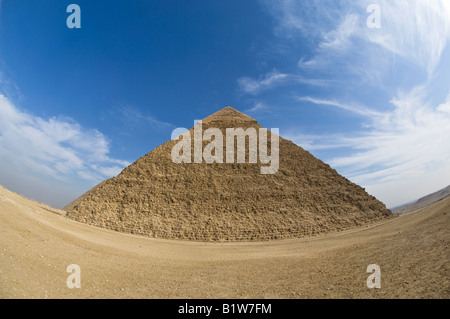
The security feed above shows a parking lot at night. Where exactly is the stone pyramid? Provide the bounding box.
[65,107,392,241]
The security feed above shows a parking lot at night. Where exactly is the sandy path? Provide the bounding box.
[0,185,448,298]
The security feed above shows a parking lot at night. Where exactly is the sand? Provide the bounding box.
[1,184,448,299]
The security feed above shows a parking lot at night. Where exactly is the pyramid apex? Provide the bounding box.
[202,106,257,124]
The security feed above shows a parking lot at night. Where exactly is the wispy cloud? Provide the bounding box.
[266,0,342,39]
[438,93,450,113]
[244,102,270,114]
[238,71,289,95]
[0,93,129,184]
[297,96,385,118]
[238,71,329,96]
[265,0,450,90]
[363,0,450,76]
[283,132,352,151]
[290,86,450,207]
[258,0,450,207]
[319,14,359,50]
[282,0,450,77]
[117,105,174,130]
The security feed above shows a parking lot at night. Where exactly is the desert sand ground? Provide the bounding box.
[0,184,448,299]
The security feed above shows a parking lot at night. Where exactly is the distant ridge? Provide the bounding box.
[65,107,392,241]
[392,185,450,215]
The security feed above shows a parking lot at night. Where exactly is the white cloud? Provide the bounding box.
[298,57,318,68]
[118,106,173,129]
[283,132,351,151]
[261,0,450,207]
[244,102,270,114]
[238,71,289,95]
[0,93,129,186]
[437,93,450,114]
[266,0,341,39]
[319,14,359,50]
[238,71,329,96]
[297,96,385,118]
[291,87,450,207]
[270,0,450,79]
[362,0,450,76]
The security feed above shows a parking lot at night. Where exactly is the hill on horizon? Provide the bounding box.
[392,184,450,215]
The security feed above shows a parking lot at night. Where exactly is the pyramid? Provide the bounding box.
[65,107,393,241]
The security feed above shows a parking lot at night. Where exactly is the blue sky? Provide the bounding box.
[0,0,449,208]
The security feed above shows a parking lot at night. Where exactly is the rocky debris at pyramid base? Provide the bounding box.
[65,107,393,241]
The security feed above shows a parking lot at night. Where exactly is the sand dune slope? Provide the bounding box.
[0,184,448,298]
